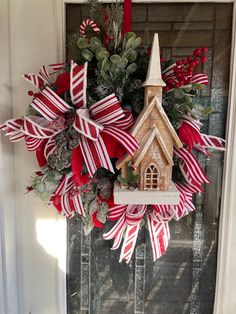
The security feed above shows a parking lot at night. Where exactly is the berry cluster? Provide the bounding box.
[162,47,208,91]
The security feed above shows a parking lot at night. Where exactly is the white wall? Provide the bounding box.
[1,1,66,313]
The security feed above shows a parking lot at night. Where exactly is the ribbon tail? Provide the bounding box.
[119,223,140,263]
[147,216,170,262]
[103,214,126,250]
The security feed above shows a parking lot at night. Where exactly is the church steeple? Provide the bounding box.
[142,33,166,87]
[142,33,166,107]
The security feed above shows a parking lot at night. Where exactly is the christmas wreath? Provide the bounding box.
[1,0,225,263]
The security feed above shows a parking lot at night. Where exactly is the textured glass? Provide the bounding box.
[66,3,232,313]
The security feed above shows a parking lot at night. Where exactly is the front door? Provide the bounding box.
[66,3,233,314]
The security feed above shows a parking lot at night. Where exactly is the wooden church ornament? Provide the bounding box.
[114,33,183,205]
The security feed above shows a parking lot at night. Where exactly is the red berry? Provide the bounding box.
[160,57,165,63]
[187,56,192,62]
[201,56,207,63]
[188,66,194,72]
[28,90,34,96]
[201,47,208,53]
[193,48,201,56]
[182,58,188,65]
[162,74,167,80]
[195,59,200,65]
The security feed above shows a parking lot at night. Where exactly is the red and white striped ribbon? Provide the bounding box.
[119,205,146,263]
[23,73,45,89]
[0,118,24,142]
[73,109,103,141]
[174,147,210,185]
[31,86,71,121]
[90,94,125,125]
[191,73,208,85]
[38,66,50,85]
[70,61,87,108]
[52,173,85,218]
[201,134,225,151]
[23,65,50,89]
[25,136,44,151]
[79,135,114,176]
[147,209,171,262]
[60,192,84,218]
[44,135,56,159]
[104,213,127,250]
[23,116,54,138]
[104,205,146,263]
[79,19,100,37]
[49,63,65,71]
[102,125,139,156]
[108,204,128,220]
[111,109,135,130]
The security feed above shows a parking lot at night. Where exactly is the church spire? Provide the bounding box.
[142,33,166,87]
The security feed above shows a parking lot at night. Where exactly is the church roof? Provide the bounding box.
[116,97,182,170]
[130,97,183,148]
[133,127,173,167]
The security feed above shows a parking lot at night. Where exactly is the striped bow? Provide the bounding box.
[1,60,138,181]
[70,61,138,177]
[103,204,146,263]
[103,186,197,263]
[73,93,139,176]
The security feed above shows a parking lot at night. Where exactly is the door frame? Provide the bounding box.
[57,1,236,313]
[1,1,236,313]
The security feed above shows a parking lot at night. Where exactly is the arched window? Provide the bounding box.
[144,164,159,190]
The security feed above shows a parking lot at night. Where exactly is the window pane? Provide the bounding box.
[66,3,232,313]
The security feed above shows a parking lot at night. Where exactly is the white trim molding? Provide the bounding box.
[0,0,20,313]
[214,2,236,313]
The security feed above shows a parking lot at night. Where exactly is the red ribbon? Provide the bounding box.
[123,0,132,34]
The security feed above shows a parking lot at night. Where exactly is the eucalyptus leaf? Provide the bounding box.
[77,37,90,49]
[110,54,122,65]
[125,37,135,49]
[124,32,136,41]
[81,48,94,61]
[100,70,110,81]
[126,63,138,73]
[126,50,137,63]
[96,47,110,60]
[90,37,102,51]
[132,37,141,49]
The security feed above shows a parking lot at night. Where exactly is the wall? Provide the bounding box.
[1,1,66,313]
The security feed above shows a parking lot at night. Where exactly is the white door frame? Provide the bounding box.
[1,0,236,313]
[57,1,236,313]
